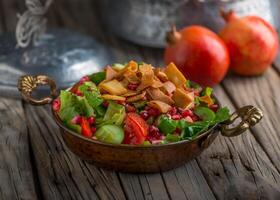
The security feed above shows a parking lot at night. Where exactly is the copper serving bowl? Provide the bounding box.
[18,75,263,173]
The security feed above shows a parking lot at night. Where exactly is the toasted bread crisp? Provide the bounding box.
[172,88,194,109]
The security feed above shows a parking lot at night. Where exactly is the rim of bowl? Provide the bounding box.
[52,95,221,149]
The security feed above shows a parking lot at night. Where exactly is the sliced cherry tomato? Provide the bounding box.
[124,113,148,145]
[81,117,93,137]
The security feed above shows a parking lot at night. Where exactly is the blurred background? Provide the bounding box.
[0,0,280,95]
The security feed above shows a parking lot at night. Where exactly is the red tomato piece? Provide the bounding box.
[81,117,93,137]
[124,113,148,145]
[70,82,81,94]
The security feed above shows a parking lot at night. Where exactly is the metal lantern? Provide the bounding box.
[100,0,280,48]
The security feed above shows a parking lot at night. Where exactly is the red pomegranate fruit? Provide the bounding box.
[164,25,230,86]
[220,10,279,76]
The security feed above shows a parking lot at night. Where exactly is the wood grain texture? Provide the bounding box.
[0,98,37,200]
[222,69,280,172]
[0,0,280,199]
[196,86,280,200]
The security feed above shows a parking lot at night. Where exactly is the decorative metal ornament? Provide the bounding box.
[0,0,112,98]
[16,0,53,48]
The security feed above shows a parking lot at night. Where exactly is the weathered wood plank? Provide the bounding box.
[24,104,126,200]
[222,69,280,172]
[0,98,37,200]
[162,161,216,200]
[196,85,280,199]
[2,1,280,199]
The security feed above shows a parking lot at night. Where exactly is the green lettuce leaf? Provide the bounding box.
[202,87,213,96]
[98,101,126,126]
[213,107,230,124]
[158,115,178,135]
[58,90,80,121]
[79,82,103,108]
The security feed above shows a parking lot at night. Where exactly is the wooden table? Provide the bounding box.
[1,0,280,199]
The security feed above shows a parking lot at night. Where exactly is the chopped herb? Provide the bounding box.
[185,80,191,88]
[89,72,106,84]
[158,115,178,135]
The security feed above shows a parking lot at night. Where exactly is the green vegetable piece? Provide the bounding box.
[59,90,80,121]
[158,116,178,135]
[185,80,191,88]
[112,63,125,71]
[213,107,230,124]
[89,72,106,85]
[79,82,103,108]
[190,82,201,89]
[194,106,215,122]
[77,96,94,117]
[95,105,106,117]
[95,125,124,144]
[165,134,181,142]
[65,121,81,134]
[202,87,213,96]
[142,141,151,146]
[102,101,126,126]
[181,121,211,139]
[159,140,168,145]
[194,97,200,106]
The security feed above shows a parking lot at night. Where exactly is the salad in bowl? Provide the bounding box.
[52,61,230,145]
[18,61,262,172]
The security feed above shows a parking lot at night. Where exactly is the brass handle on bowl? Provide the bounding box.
[220,105,263,137]
[18,75,57,105]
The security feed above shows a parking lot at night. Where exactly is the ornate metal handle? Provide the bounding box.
[18,75,57,105]
[220,105,263,137]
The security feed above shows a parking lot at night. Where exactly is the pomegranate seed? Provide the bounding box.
[140,111,149,120]
[171,114,181,120]
[168,107,177,115]
[87,116,95,125]
[125,104,136,112]
[147,125,162,142]
[147,107,160,116]
[174,128,181,135]
[76,91,83,96]
[79,76,90,84]
[91,127,97,133]
[209,104,219,112]
[102,101,109,107]
[181,109,194,118]
[71,115,82,124]
[192,115,199,122]
[52,98,61,111]
[149,125,159,135]
[127,83,139,90]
